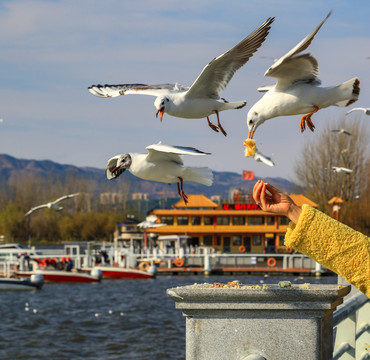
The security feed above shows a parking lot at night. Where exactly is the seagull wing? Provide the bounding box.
[88,83,189,98]
[25,204,48,216]
[330,129,340,133]
[346,107,366,115]
[186,17,274,99]
[254,152,275,167]
[264,11,332,90]
[146,142,210,164]
[105,155,122,180]
[343,130,353,136]
[53,193,80,204]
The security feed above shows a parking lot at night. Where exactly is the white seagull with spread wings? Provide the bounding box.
[25,193,80,217]
[332,166,352,174]
[330,128,353,136]
[89,17,274,136]
[253,151,275,167]
[106,142,213,205]
[247,11,360,139]
[346,107,370,116]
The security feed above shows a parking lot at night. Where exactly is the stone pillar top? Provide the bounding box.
[167,282,351,310]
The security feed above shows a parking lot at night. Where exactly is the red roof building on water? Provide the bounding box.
[147,194,317,254]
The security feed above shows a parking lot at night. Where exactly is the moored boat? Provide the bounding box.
[93,265,156,279]
[16,268,102,283]
[0,274,44,290]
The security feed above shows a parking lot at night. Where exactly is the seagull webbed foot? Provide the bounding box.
[207,116,219,133]
[177,177,188,205]
[300,105,319,133]
[215,111,227,136]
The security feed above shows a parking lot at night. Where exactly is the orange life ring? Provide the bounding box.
[239,246,246,253]
[267,257,277,267]
[286,247,293,254]
[174,258,185,267]
[139,262,150,271]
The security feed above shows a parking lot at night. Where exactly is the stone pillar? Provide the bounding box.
[167,283,350,360]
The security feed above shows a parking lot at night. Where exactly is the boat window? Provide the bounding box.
[232,235,242,246]
[252,235,262,246]
[279,235,285,246]
[247,216,264,225]
[266,216,275,225]
[203,216,213,225]
[279,216,290,225]
[191,216,201,225]
[161,216,174,225]
[232,216,245,225]
[216,216,230,225]
[177,216,189,225]
[203,235,213,246]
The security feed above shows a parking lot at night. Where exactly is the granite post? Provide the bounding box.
[167,283,350,360]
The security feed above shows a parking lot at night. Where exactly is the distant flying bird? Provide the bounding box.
[88,17,274,136]
[0,118,3,123]
[330,128,353,136]
[253,151,275,167]
[345,107,370,116]
[25,193,80,216]
[332,166,353,174]
[137,215,167,229]
[246,11,360,140]
[105,142,213,205]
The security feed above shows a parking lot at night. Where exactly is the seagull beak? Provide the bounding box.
[248,126,255,139]
[156,107,165,122]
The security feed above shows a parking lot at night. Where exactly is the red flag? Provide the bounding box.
[243,170,255,180]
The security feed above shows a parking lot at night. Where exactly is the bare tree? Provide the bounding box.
[294,116,369,222]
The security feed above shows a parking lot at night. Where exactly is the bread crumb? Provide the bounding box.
[299,283,310,289]
[243,139,257,157]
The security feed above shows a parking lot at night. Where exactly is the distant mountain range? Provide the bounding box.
[0,154,300,199]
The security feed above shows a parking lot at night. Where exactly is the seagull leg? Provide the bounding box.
[215,111,227,136]
[177,177,188,205]
[207,116,219,133]
[300,105,319,133]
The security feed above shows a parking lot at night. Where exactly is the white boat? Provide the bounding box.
[16,268,102,283]
[0,274,44,290]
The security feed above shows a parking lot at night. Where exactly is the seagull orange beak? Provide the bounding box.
[248,128,255,139]
[156,107,165,122]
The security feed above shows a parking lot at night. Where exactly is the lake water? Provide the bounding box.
[0,275,337,360]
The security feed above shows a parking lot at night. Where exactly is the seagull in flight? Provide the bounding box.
[330,128,353,136]
[253,151,275,167]
[137,215,166,229]
[246,11,360,139]
[106,142,213,205]
[346,107,370,116]
[25,193,80,216]
[88,17,274,136]
[332,166,352,174]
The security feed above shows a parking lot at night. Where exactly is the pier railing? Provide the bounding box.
[333,291,370,360]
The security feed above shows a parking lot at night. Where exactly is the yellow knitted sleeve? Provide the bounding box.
[285,204,370,297]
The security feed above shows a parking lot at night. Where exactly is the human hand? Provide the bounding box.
[252,180,302,223]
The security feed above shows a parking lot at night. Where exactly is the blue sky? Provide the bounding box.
[0,0,369,183]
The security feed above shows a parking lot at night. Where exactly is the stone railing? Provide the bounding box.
[167,282,352,360]
[333,291,370,360]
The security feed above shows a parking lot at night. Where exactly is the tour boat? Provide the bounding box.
[93,264,157,279]
[16,268,102,283]
[0,274,44,290]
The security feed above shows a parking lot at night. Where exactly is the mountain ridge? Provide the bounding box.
[0,154,300,199]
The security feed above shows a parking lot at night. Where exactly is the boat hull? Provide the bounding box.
[95,266,155,279]
[16,270,101,283]
[0,277,43,290]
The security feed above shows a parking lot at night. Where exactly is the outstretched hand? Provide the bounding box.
[252,180,302,224]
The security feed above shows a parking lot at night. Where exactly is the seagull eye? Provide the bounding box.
[249,120,253,125]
